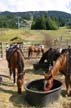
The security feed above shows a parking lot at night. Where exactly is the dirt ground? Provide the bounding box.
[0,57,71,108]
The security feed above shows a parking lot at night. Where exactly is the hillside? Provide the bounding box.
[1,10,71,18]
[0,11,71,28]
[48,11,71,20]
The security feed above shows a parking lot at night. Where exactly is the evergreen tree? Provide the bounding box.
[31,13,59,30]
[31,15,46,29]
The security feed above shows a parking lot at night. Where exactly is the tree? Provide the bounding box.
[46,16,59,30]
[31,13,59,30]
[31,15,46,30]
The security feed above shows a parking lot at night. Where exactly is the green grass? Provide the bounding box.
[0,27,71,45]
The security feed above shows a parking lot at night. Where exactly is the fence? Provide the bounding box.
[0,43,3,58]
[0,42,46,59]
[0,39,71,59]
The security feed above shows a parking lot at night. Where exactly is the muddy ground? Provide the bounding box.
[0,57,71,108]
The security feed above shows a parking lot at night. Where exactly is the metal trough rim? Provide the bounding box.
[24,79,62,94]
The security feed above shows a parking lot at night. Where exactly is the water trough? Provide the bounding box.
[33,62,49,70]
[25,79,62,107]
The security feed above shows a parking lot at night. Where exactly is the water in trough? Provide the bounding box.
[25,79,62,107]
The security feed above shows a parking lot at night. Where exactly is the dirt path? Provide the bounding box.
[0,58,71,108]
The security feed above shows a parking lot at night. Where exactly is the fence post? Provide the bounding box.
[0,42,3,58]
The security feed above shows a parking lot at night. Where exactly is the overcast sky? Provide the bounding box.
[0,0,71,13]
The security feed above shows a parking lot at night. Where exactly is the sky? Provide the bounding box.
[0,0,71,14]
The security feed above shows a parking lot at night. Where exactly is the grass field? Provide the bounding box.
[0,27,71,45]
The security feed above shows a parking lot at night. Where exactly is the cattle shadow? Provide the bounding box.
[0,85,33,107]
[9,91,41,107]
[9,91,31,107]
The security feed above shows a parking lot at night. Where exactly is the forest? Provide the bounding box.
[0,11,71,29]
